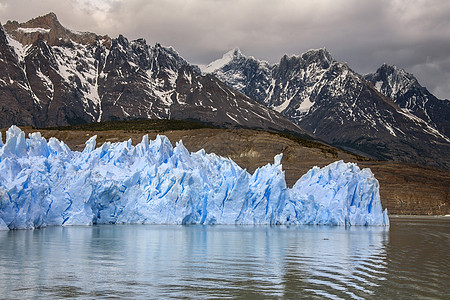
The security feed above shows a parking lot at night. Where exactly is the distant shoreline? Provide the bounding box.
[389,215,450,219]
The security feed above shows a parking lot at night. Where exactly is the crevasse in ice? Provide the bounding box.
[0,126,389,230]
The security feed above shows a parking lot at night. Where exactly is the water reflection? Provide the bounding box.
[1,220,447,299]
[373,217,450,299]
[282,226,389,299]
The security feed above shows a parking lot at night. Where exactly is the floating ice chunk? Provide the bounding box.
[0,126,389,230]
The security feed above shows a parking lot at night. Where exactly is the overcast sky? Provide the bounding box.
[1,0,449,99]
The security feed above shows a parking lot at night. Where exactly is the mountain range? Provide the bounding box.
[0,13,304,135]
[201,48,450,169]
[0,13,449,170]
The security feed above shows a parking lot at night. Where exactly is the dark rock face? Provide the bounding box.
[2,13,449,170]
[3,12,110,47]
[24,39,98,126]
[203,49,450,170]
[0,24,34,127]
[0,22,101,127]
[365,64,450,138]
[0,14,307,136]
[202,48,274,107]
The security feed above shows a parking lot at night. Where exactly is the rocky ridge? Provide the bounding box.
[202,48,450,169]
[0,13,306,136]
[3,12,110,47]
[365,64,450,137]
[1,12,449,170]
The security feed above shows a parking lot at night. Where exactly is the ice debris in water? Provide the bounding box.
[0,125,389,230]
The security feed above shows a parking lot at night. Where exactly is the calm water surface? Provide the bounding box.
[0,217,449,299]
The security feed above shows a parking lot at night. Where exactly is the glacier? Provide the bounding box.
[0,126,389,230]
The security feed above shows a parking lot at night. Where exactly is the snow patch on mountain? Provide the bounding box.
[298,97,314,113]
[365,63,450,141]
[5,33,30,61]
[53,41,102,112]
[200,48,243,74]
[17,27,50,34]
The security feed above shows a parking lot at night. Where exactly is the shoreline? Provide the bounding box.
[388,214,450,219]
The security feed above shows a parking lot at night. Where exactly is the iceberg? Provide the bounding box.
[0,126,389,230]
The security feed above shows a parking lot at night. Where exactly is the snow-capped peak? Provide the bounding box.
[301,48,333,63]
[200,47,243,74]
[365,63,420,99]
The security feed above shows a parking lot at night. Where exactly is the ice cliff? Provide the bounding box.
[0,126,389,230]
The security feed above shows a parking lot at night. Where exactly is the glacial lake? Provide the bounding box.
[0,217,448,299]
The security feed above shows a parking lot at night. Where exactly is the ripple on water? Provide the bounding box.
[0,218,449,299]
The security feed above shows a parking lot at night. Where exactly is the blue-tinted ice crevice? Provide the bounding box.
[0,126,389,230]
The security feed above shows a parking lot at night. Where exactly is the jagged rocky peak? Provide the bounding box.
[200,47,247,73]
[107,35,154,71]
[225,47,243,59]
[0,23,7,43]
[10,12,59,30]
[374,63,413,79]
[110,35,150,56]
[153,43,184,59]
[301,48,334,65]
[151,43,198,74]
[284,47,331,62]
[365,63,450,139]
[130,38,151,70]
[3,12,111,48]
[220,47,244,62]
[276,48,335,75]
[115,34,129,47]
[365,63,420,99]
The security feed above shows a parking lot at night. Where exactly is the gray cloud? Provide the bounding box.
[1,0,449,99]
